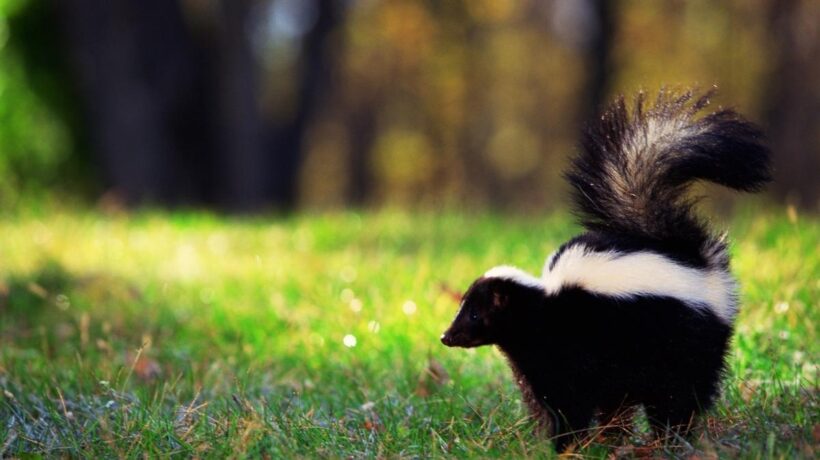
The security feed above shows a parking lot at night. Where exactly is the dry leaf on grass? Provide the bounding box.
[359,400,383,432]
[127,352,161,381]
[739,380,759,403]
[415,358,450,397]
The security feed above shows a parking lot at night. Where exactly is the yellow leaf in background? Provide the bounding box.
[787,205,798,224]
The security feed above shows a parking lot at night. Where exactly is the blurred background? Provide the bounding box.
[0,0,817,213]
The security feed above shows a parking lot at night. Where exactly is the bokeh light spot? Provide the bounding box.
[402,300,417,315]
[343,334,357,348]
[368,320,380,333]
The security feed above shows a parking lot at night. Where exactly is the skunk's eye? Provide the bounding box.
[470,312,479,321]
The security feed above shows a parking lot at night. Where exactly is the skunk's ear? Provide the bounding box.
[492,290,508,310]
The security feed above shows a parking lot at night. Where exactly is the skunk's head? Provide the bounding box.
[441,266,544,348]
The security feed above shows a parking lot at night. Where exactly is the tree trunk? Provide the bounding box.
[58,0,211,206]
[213,0,269,211]
[346,97,378,206]
[581,0,616,125]
[270,0,344,209]
[764,0,820,209]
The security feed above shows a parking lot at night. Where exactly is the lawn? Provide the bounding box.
[0,207,817,458]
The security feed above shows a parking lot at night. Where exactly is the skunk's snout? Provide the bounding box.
[440,333,454,347]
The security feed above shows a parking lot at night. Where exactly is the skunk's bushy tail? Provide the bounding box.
[567,89,771,262]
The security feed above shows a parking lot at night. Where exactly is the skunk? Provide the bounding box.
[440,89,771,452]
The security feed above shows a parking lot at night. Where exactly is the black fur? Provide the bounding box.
[441,89,771,452]
[442,278,731,451]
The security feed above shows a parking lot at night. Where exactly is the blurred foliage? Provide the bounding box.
[0,0,87,208]
[299,0,781,209]
[0,0,816,210]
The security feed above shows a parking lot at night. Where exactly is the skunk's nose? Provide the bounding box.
[440,333,452,346]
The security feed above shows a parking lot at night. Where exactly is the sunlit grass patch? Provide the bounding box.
[0,208,817,457]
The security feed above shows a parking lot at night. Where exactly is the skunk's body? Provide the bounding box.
[441,90,770,451]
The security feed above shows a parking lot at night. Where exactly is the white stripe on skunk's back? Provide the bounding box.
[542,245,738,324]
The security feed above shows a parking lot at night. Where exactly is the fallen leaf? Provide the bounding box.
[363,419,381,431]
[128,352,161,381]
[415,358,450,397]
[739,381,758,403]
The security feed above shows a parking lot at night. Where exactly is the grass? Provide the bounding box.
[0,207,817,458]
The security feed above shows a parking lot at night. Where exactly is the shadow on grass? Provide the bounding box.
[0,260,74,326]
[0,259,149,353]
